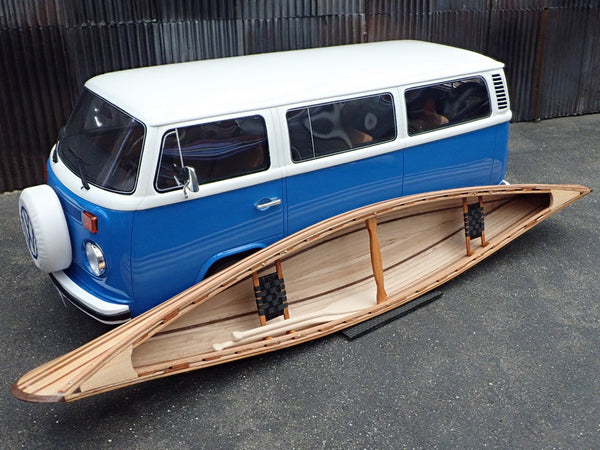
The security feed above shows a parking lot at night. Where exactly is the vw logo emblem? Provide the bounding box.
[20,206,38,259]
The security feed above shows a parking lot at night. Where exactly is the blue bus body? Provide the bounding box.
[47,122,509,317]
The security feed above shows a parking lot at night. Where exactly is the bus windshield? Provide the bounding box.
[57,90,145,194]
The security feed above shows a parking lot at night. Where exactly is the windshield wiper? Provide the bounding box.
[62,141,90,190]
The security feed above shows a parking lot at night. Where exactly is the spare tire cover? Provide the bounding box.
[18,185,72,273]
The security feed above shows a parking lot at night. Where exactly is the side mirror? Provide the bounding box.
[183,166,199,198]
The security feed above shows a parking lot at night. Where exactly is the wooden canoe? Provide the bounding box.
[12,184,590,403]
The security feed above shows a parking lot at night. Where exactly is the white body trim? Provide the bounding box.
[51,271,130,324]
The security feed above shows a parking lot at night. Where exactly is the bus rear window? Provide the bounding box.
[406,77,491,136]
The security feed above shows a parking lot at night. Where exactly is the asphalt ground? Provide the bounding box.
[1,114,599,449]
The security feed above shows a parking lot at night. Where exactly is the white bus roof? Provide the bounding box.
[85,40,504,127]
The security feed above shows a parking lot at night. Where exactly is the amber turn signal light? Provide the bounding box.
[82,211,98,233]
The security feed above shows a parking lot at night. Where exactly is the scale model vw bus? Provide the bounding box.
[18,40,511,323]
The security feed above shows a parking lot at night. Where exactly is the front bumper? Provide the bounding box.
[49,271,131,324]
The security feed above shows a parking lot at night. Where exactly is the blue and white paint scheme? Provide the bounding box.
[18,40,512,323]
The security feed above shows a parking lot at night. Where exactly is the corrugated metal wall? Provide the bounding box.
[1,0,599,192]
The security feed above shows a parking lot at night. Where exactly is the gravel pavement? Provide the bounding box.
[1,114,598,449]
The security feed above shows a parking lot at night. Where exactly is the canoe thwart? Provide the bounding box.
[366,217,388,303]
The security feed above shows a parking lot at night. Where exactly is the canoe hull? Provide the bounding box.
[12,184,591,402]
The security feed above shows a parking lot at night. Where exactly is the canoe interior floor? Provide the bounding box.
[381,194,548,297]
[131,193,550,372]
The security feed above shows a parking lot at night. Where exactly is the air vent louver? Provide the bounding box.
[492,74,508,110]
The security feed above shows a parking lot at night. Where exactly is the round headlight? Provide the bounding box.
[85,241,106,276]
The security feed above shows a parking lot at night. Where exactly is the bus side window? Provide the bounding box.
[155,115,270,192]
[287,93,396,163]
[406,77,491,136]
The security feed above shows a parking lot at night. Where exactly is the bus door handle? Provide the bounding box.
[255,198,282,211]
